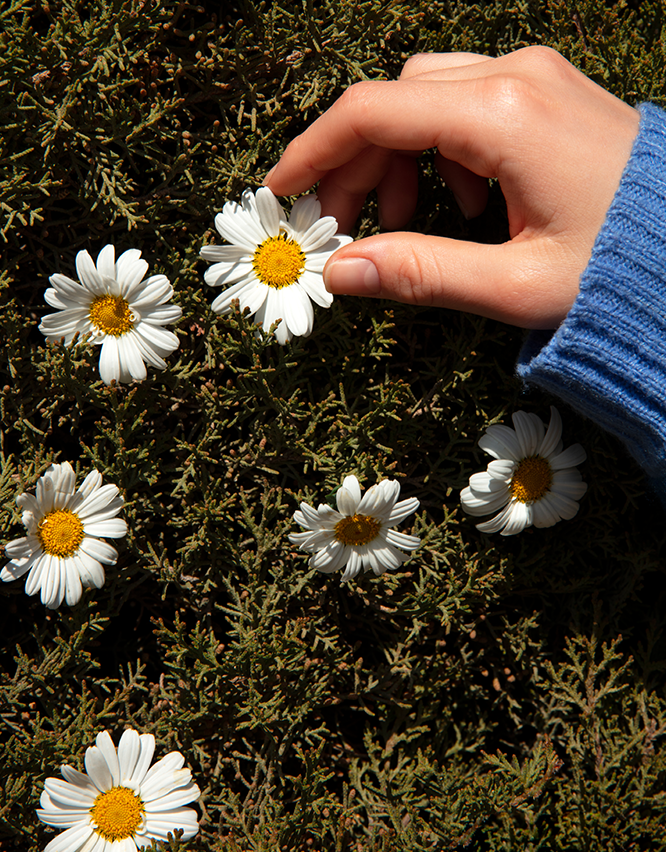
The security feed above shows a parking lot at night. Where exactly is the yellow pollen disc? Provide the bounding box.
[89,294,133,336]
[37,509,85,557]
[335,513,381,546]
[90,786,145,841]
[510,456,553,504]
[252,235,305,289]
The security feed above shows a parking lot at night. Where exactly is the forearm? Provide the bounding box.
[517,104,666,493]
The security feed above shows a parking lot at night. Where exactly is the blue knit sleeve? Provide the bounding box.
[517,103,666,496]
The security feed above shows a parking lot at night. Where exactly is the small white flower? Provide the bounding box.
[37,728,200,851]
[289,474,421,583]
[1,462,127,608]
[200,186,353,344]
[39,245,182,385]
[460,406,587,536]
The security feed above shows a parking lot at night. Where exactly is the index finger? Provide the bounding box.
[265,78,502,197]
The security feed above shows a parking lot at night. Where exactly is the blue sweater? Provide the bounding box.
[517,103,666,497]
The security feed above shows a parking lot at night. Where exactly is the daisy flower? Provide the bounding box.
[460,406,587,536]
[1,462,127,609]
[200,186,352,344]
[37,728,200,851]
[289,474,421,583]
[39,245,182,385]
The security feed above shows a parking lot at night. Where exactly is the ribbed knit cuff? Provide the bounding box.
[517,103,666,494]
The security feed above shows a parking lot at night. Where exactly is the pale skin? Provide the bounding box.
[264,46,641,329]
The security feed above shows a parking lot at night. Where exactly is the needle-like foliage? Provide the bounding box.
[1,1,666,850]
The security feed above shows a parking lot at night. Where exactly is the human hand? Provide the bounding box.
[264,47,640,328]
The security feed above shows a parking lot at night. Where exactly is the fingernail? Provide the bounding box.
[324,257,381,295]
[452,192,472,220]
[262,165,277,186]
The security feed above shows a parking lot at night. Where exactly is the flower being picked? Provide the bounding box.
[2,462,127,608]
[289,474,421,583]
[461,406,587,536]
[200,186,352,344]
[39,245,182,385]
[37,728,200,851]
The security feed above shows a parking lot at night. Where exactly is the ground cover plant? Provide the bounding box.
[2,0,666,849]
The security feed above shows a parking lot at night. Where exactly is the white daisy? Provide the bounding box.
[200,186,353,344]
[289,474,421,583]
[460,406,587,536]
[39,245,182,385]
[37,728,200,851]
[1,461,127,609]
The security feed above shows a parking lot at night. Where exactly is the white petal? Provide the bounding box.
[214,207,264,252]
[511,411,541,457]
[358,480,398,517]
[299,216,338,252]
[96,245,117,281]
[82,518,127,539]
[532,498,561,528]
[287,194,322,233]
[486,458,516,480]
[37,806,91,827]
[131,734,156,785]
[500,500,532,536]
[387,496,419,525]
[118,729,141,784]
[312,540,348,573]
[467,472,503,494]
[478,424,522,461]
[133,322,179,355]
[474,502,515,534]
[551,472,588,500]
[94,730,121,786]
[64,559,83,606]
[340,550,363,583]
[538,406,563,457]
[43,777,97,809]
[255,186,283,237]
[336,476,361,514]
[42,556,66,609]
[79,537,119,564]
[384,529,420,551]
[85,737,114,791]
[283,286,314,337]
[99,337,121,385]
[199,244,249,264]
[61,765,98,791]
[5,536,34,559]
[117,335,147,382]
[76,250,105,296]
[297,270,333,308]
[140,807,199,841]
[74,553,106,589]
[143,782,200,811]
[76,489,123,523]
[202,258,254,288]
[209,277,258,314]
[43,823,95,852]
[550,444,587,470]
[304,234,354,271]
[541,490,581,521]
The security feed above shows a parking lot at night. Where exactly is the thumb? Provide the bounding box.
[323,231,575,328]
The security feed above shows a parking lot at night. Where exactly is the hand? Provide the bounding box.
[264,47,640,328]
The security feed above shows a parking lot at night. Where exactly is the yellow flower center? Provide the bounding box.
[37,509,85,557]
[252,235,305,289]
[510,456,553,504]
[89,294,133,336]
[335,513,381,546]
[90,786,145,841]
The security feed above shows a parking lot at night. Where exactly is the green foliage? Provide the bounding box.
[1,1,665,851]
